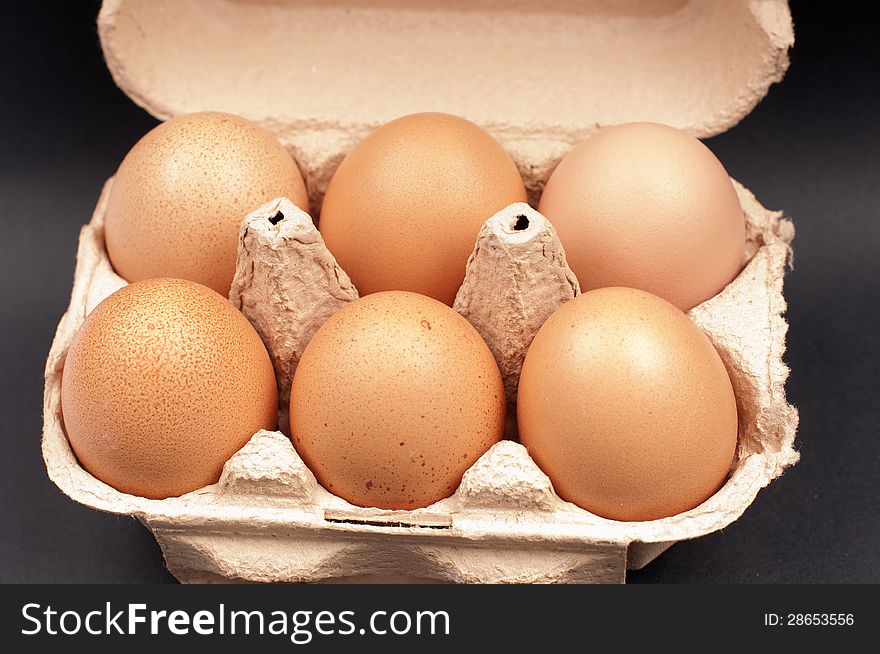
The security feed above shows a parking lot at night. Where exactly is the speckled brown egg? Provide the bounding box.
[105,112,309,296]
[517,287,738,522]
[289,291,505,509]
[61,278,278,499]
[319,113,527,306]
[538,122,746,311]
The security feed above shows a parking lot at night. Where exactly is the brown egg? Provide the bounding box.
[517,287,738,522]
[319,113,527,305]
[289,291,505,509]
[61,278,278,499]
[538,122,746,311]
[105,112,309,296]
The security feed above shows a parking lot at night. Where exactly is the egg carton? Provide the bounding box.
[42,0,798,582]
[43,172,797,582]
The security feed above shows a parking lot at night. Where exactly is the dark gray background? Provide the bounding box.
[2,2,877,583]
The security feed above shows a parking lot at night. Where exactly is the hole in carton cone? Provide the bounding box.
[269,211,285,225]
[512,215,529,231]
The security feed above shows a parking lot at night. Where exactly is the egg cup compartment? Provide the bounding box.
[42,170,797,582]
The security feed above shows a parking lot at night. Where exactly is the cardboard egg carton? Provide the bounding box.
[42,0,798,583]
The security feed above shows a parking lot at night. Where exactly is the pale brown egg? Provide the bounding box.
[61,278,278,499]
[538,122,746,311]
[517,287,738,522]
[105,112,309,296]
[319,113,527,306]
[289,291,506,509]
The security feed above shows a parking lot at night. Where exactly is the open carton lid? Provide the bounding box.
[98,0,793,197]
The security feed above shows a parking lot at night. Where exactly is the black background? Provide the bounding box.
[1,2,878,584]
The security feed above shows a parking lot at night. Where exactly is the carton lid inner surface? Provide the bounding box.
[99,0,793,144]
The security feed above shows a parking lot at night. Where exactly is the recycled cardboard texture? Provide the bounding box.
[229,198,359,435]
[40,0,798,582]
[454,204,580,416]
[98,0,794,206]
[42,177,797,583]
